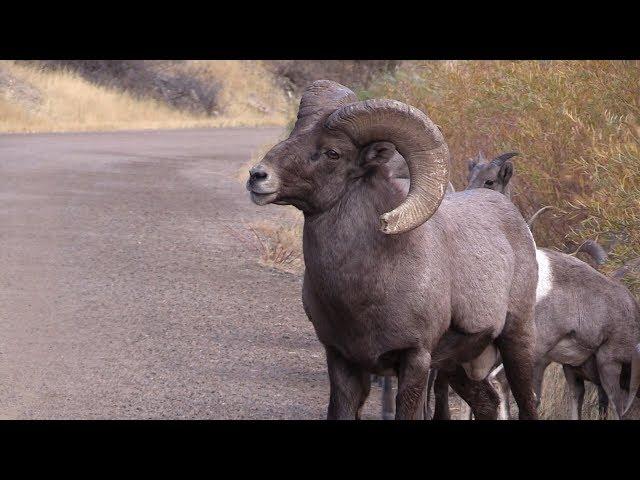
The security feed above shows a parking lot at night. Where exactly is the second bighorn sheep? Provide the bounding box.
[467,151,519,197]
[247,81,539,419]
[452,151,640,419]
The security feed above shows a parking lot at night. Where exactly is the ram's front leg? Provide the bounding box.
[325,346,371,420]
[396,349,432,419]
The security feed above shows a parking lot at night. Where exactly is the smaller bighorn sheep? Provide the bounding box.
[454,238,624,420]
[248,81,539,419]
[455,152,640,419]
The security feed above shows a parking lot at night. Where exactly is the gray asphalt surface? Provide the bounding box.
[0,127,398,419]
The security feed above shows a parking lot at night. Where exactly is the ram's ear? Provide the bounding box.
[361,141,396,167]
[468,159,478,172]
[498,161,514,186]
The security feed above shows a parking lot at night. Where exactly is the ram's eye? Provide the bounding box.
[485,180,494,186]
[325,149,340,160]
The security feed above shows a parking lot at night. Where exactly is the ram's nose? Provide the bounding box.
[249,164,270,184]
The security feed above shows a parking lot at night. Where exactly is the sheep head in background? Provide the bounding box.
[247,80,539,420]
[466,151,518,197]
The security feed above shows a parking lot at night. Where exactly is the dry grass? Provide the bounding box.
[264,60,399,94]
[185,61,293,123]
[0,60,293,133]
[247,217,304,274]
[225,212,303,275]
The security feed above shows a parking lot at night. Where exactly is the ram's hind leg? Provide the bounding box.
[432,370,452,420]
[596,351,625,420]
[563,365,585,420]
[597,384,609,420]
[422,369,437,420]
[495,312,538,419]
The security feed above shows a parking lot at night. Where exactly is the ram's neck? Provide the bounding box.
[302,171,407,275]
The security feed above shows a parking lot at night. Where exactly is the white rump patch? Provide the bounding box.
[536,249,553,301]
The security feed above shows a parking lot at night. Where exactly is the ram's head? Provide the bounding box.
[247,80,450,235]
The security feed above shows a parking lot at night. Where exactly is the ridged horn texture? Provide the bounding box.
[292,80,358,133]
[325,99,449,235]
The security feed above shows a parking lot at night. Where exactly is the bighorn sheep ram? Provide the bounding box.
[246,81,539,419]
[434,151,640,420]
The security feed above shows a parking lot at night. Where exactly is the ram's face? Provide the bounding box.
[247,124,398,214]
[246,126,356,213]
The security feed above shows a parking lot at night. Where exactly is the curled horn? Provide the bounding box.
[292,80,357,134]
[490,152,519,167]
[571,240,609,265]
[527,205,556,229]
[325,99,449,235]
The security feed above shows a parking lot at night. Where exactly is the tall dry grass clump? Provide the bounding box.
[244,217,304,274]
[238,136,304,275]
[369,61,640,295]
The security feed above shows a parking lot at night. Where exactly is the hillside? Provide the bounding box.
[0,60,292,133]
[0,60,398,134]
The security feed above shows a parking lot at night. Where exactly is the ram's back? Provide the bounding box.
[421,188,538,335]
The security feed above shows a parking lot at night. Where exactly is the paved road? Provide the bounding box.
[0,127,398,419]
